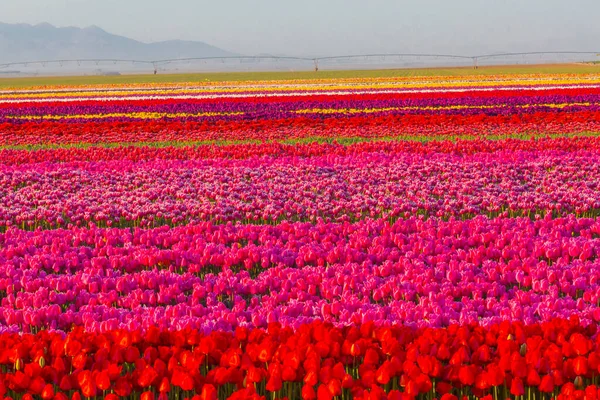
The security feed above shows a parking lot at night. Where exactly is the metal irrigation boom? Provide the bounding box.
[0,51,599,72]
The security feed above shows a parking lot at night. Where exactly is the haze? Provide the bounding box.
[3,0,600,57]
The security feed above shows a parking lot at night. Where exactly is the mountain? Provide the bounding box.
[0,22,236,64]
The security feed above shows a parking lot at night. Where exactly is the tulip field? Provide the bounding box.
[3,71,600,400]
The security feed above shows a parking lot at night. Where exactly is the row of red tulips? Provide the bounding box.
[1,110,600,146]
[0,318,598,400]
[0,135,599,165]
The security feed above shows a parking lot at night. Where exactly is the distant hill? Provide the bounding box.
[0,22,237,63]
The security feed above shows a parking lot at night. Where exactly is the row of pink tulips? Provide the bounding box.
[0,215,598,333]
[2,150,600,229]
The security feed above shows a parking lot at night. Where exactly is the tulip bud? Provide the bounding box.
[38,356,46,368]
[519,343,527,356]
[350,343,361,357]
[574,376,584,389]
[14,358,23,371]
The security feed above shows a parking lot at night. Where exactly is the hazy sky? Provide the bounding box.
[3,0,600,56]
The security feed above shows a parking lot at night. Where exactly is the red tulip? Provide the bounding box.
[41,384,54,400]
[570,334,591,356]
[158,377,170,393]
[575,389,586,399]
[200,384,217,400]
[59,375,72,392]
[574,356,588,376]
[387,390,403,400]
[301,384,316,400]
[282,366,296,381]
[124,346,140,363]
[526,368,541,386]
[315,342,330,358]
[458,365,475,386]
[318,366,332,385]
[562,383,576,396]
[258,346,272,363]
[437,344,451,361]
[226,388,259,400]
[53,357,67,374]
[317,385,333,400]
[416,373,432,394]
[179,351,195,370]
[475,371,490,390]
[73,354,88,370]
[225,350,241,368]
[141,391,155,400]
[246,366,264,385]
[65,340,82,357]
[436,381,452,395]
[376,362,392,385]
[332,363,346,381]
[551,369,565,387]
[487,364,504,387]
[361,370,376,387]
[328,379,342,396]
[114,377,132,397]
[511,356,527,378]
[405,379,419,397]
[450,347,470,365]
[78,370,97,398]
[370,384,386,400]
[13,371,31,391]
[440,394,458,400]
[342,374,354,389]
[364,348,379,365]
[213,367,229,386]
[303,370,318,386]
[510,376,525,396]
[350,343,361,357]
[539,375,554,393]
[95,370,111,391]
[171,368,194,391]
[138,366,159,388]
[585,385,598,400]
[266,373,282,392]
